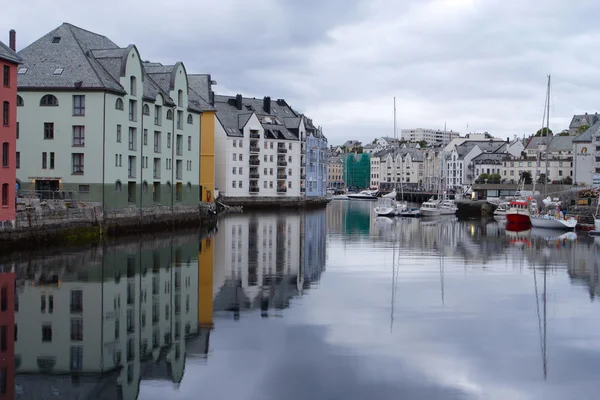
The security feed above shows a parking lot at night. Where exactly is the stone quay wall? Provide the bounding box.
[0,203,218,251]
[218,196,330,209]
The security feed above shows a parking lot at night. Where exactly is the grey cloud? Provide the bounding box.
[4,0,600,143]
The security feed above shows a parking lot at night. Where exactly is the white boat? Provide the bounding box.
[493,202,509,217]
[374,197,397,217]
[332,194,349,200]
[382,190,397,199]
[420,198,441,217]
[347,190,378,201]
[439,200,457,215]
[530,213,578,230]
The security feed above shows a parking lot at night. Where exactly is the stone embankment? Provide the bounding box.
[218,196,330,210]
[455,200,495,218]
[0,203,219,252]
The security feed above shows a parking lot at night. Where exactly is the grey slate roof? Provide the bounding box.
[525,136,547,149]
[0,40,22,64]
[569,113,600,129]
[548,135,574,152]
[144,62,207,113]
[188,74,211,102]
[573,121,600,143]
[472,152,505,164]
[17,23,124,92]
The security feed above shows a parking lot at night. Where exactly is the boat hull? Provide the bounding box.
[439,208,457,216]
[398,210,421,218]
[595,218,600,232]
[420,208,441,217]
[506,212,530,224]
[374,207,397,217]
[347,195,378,201]
[530,216,577,230]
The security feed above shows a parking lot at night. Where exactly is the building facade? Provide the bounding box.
[343,152,370,190]
[573,121,600,186]
[328,156,344,190]
[0,33,21,224]
[401,128,460,145]
[15,23,215,210]
[213,95,311,199]
[304,117,327,197]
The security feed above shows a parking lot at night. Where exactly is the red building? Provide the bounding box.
[0,271,15,399]
[0,31,22,224]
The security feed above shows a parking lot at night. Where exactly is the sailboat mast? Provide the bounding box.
[544,75,551,195]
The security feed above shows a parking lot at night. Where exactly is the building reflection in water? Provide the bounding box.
[6,233,209,400]
[0,208,327,399]
[212,209,327,318]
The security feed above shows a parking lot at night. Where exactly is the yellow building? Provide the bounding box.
[189,74,216,202]
[197,236,214,328]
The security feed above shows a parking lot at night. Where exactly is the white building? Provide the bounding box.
[401,128,460,145]
[573,121,600,186]
[16,23,204,209]
[445,141,506,189]
[371,148,425,189]
[213,95,305,198]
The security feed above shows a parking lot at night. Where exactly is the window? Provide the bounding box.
[73,95,85,115]
[143,129,148,146]
[1,184,7,207]
[177,110,183,129]
[16,122,19,139]
[130,76,137,96]
[143,104,150,115]
[48,295,54,313]
[71,318,83,341]
[178,90,183,107]
[232,181,236,188]
[117,124,122,142]
[187,114,193,124]
[0,288,5,311]
[155,105,162,125]
[188,136,191,151]
[2,66,8,86]
[167,132,171,148]
[17,95,23,107]
[71,290,83,312]
[176,134,183,155]
[0,326,5,352]
[115,98,124,110]
[2,102,7,126]
[16,152,19,169]
[166,109,173,120]
[129,99,137,121]
[115,180,122,193]
[42,152,47,169]
[50,152,55,169]
[72,153,84,174]
[44,122,54,139]
[78,185,90,193]
[40,94,58,106]
[73,126,85,146]
[70,346,83,371]
[1,143,7,167]
[42,324,52,342]
[128,127,136,151]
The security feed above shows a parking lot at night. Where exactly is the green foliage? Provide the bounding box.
[478,173,501,183]
[535,127,553,137]
[521,171,533,184]
[417,140,428,148]
[537,173,549,184]
[576,124,589,134]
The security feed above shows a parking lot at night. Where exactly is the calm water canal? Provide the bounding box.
[2,200,600,399]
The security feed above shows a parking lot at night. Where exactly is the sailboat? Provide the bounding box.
[529,75,577,230]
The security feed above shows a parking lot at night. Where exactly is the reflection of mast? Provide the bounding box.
[390,222,399,332]
[532,256,548,380]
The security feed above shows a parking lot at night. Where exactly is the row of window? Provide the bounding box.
[233,180,293,189]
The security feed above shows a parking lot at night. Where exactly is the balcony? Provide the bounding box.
[277,174,287,180]
[277,160,287,167]
[301,174,306,180]
[250,131,260,139]
[277,146,287,154]
[249,146,260,153]
[249,187,259,193]
[300,187,305,193]
[249,172,260,179]
[249,159,260,166]
[277,187,287,193]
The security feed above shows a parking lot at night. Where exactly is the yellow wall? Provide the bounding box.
[199,111,216,202]
[198,236,214,327]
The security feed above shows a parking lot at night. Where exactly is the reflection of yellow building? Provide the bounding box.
[198,236,214,327]
[199,112,216,202]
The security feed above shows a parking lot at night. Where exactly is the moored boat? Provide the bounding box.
[347,190,378,201]
[506,199,531,224]
[493,202,509,217]
[374,197,397,217]
[420,198,441,217]
[530,214,577,230]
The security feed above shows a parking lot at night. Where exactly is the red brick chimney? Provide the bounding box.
[9,29,16,51]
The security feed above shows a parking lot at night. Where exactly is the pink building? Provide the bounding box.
[0,31,22,224]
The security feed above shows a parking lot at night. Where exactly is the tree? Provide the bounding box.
[537,173,549,184]
[576,124,589,134]
[535,127,553,137]
[521,171,532,184]
[559,130,570,136]
[355,146,364,154]
[562,176,573,185]
[489,173,501,183]
[417,140,428,148]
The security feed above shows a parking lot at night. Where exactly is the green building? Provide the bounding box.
[343,153,370,190]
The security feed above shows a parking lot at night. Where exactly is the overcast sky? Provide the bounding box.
[3,0,600,145]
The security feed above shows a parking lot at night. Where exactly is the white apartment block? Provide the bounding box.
[213,95,304,198]
[401,128,460,145]
[371,148,424,189]
[16,23,205,210]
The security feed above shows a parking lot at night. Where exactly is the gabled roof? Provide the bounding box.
[569,113,600,129]
[188,74,215,111]
[0,40,22,64]
[548,135,574,152]
[472,152,505,164]
[573,121,600,143]
[525,136,546,150]
[17,23,124,92]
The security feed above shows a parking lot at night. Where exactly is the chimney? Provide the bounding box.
[235,94,242,110]
[263,96,271,114]
[9,29,16,51]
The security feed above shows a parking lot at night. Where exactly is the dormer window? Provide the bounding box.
[52,37,61,43]
[130,76,137,96]
[53,68,64,75]
[17,67,27,75]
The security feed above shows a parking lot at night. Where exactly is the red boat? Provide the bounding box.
[506,199,531,224]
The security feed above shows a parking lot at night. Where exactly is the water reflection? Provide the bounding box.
[1,204,600,399]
